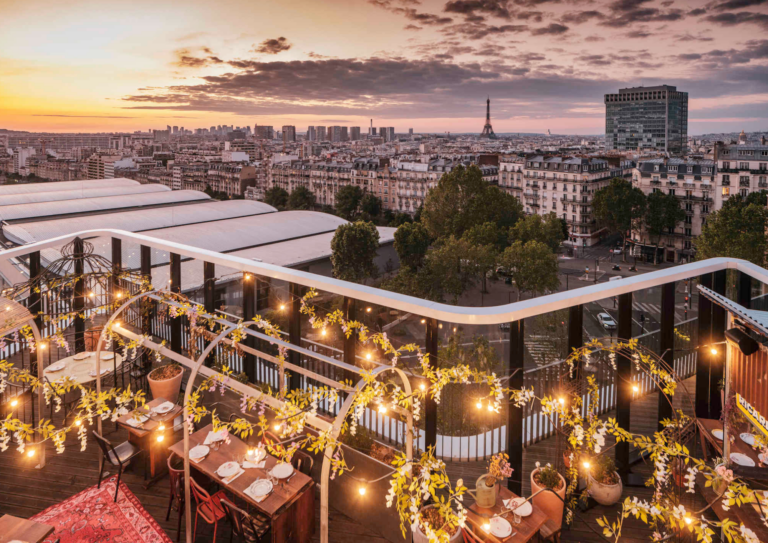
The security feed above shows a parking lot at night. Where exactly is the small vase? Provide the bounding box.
[588,472,623,506]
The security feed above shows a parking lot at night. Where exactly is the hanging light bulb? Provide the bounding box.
[280,304,286,311]
[558,397,565,405]
[321,329,327,337]
[476,401,483,409]
[487,403,494,412]
[583,460,591,469]
[27,449,35,457]
[39,343,46,350]
[366,353,372,360]
[157,434,165,443]
[378,404,388,414]
[359,485,367,496]
[11,399,18,407]
[419,383,426,391]
[75,419,82,427]
[116,292,123,299]
[483,523,491,532]
[632,385,639,393]
[274,423,282,431]
[710,347,718,355]
[89,292,95,298]
[366,307,372,313]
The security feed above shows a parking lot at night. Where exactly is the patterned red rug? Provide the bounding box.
[31,475,172,543]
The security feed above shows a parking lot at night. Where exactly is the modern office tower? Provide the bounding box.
[282,126,296,143]
[380,127,395,142]
[307,126,317,142]
[316,126,327,141]
[172,126,179,135]
[255,125,275,139]
[409,128,414,136]
[328,126,349,142]
[370,126,377,136]
[350,127,361,141]
[604,85,688,155]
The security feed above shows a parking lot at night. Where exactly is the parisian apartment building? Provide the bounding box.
[499,156,633,248]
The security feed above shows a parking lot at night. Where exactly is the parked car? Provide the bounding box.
[612,248,622,255]
[597,312,617,330]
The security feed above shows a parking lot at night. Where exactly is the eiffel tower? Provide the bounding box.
[480,96,497,139]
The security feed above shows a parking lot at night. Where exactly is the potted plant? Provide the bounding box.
[587,455,623,506]
[148,362,183,402]
[471,452,512,508]
[530,462,566,529]
[413,505,462,543]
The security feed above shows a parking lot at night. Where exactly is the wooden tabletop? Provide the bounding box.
[466,486,548,543]
[43,351,123,385]
[116,397,182,439]
[0,514,54,543]
[169,424,313,518]
[697,418,764,467]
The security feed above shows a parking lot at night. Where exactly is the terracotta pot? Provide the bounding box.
[588,472,623,506]
[530,469,567,530]
[413,506,462,543]
[147,366,183,402]
[85,327,104,352]
[471,474,498,508]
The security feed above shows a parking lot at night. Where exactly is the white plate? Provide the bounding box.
[271,462,294,479]
[731,452,756,467]
[88,368,110,377]
[741,433,757,446]
[126,414,150,427]
[74,352,91,360]
[249,479,273,498]
[46,362,66,372]
[490,517,512,538]
[506,497,532,517]
[759,452,768,465]
[153,401,175,414]
[189,445,210,460]
[217,461,240,477]
[100,352,115,360]
[712,429,724,440]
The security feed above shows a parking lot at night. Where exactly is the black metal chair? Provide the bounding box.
[220,498,271,543]
[92,430,144,502]
[291,449,313,477]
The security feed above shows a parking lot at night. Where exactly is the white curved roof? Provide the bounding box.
[3,200,277,246]
[0,190,211,223]
[0,178,138,196]
[0,183,169,207]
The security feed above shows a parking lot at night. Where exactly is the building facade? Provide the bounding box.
[282,126,296,144]
[605,85,688,155]
[255,125,275,140]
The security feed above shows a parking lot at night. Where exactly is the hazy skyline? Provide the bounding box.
[2,0,767,135]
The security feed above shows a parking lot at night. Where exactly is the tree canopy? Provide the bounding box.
[643,191,685,264]
[334,185,364,220]
[287,186,316,210]
[499,240,560,298]
[695,199,768,266]
[592,178,646,260]
[421,165,523,241]
[330,221,380,283]
[510,213,568,252]
[394,222,431,270]
[264,187,289,209]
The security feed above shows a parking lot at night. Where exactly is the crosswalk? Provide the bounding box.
[525,335,562,366]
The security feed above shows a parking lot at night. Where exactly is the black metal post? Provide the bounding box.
[111,237,122,300]
[28,251,42,432]
[658,282,675,430]
[288,282,302,392]
[507,319,524,495]
[738,271,751,309]
[568,304,583,378]
[710,270,726,419]
[203,262,215,367]
[425,317,438,452]
[242,273,256,382]
[169,253,182,354]
[343,297,356,367]
[695,273,713,419]
[616,292,632,477]
[73,238,85,353]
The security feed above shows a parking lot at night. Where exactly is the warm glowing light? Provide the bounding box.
[558,397,565,405]
[75,419,82,426]
[583,461,591,469]
[453,327,457,333]
[684,516,692,525]
[632,385,639,393]
[117,292,123,298]
[10,399,18,407]
[366,353,372,360]
[420,319,426,324]
[711,348,718,355]
[158,423,165,430]
[378,404,388,414]
[157,434,165,442]
[27,449,35,457]
[487,403,494,412]
[114,322,121,328]
[245,274,251,280]
[280,304,286,311]
[5,306,10,311]
[483,523,491,532]
[89,292,95,298]
[274,423,282,431]
[419,383,426,391]
[476,401,483,409]
[39,343,46,350]
[321,329,327,336]
[359,486,367,496]
[366,307,372,313]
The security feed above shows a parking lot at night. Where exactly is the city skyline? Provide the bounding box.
[2,0,767,134]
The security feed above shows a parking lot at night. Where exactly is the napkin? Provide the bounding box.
[221,467,244,484]
[243,460,266,469]
[204,430,226,445]
[190,454,207,464]
[245,483,272,502]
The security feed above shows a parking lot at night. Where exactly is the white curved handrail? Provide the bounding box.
[0,229,761,325]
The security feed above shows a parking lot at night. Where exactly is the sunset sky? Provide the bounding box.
[1,0,767,135]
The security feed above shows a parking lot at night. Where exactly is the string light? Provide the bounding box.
[558,397,565,405]
[39,343,46,350]
[359,485,367,496]
[245,274,251,280]
[75,419,82,426]
[366,307,372,313]
[684,516,692,526]
[157,434,165,442]
[27,449,35,457]
[419,383,426,391]
[10,399,18,407]
[420,319,426,324]
[583,460,591,469]
[378,404,388,414]
[116,292,123,299]
[632,385,639,393]
[483,523,491,532]
[89,292,95,298]
[321,329,327,337]
[366,353,372,360]
[710,347,718,355]
[487,403,493,412]
[476,401,483,409]
[280,304,286,311]
[274,423,282,431]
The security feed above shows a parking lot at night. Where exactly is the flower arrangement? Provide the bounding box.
[485,452,513,487]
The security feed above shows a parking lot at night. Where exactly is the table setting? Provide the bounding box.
[216,460,245,484]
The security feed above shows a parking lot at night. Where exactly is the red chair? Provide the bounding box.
[190,478,227,543]
[462,517,487,543]
[165,454,185,542]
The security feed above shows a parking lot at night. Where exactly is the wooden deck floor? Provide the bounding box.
[0,375,717,543]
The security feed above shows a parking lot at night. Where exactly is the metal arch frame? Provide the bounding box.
[91,288,416,543]
[0,230,764,324]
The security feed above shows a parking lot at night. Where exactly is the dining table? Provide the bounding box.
[0,514,54,543]
[116,397,182,484]
[42,351,123,386]
[169,424,315,543]
[697,417,764,467]
[465,485,548,543]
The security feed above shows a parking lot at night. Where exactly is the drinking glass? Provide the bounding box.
[513,513,521,526]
